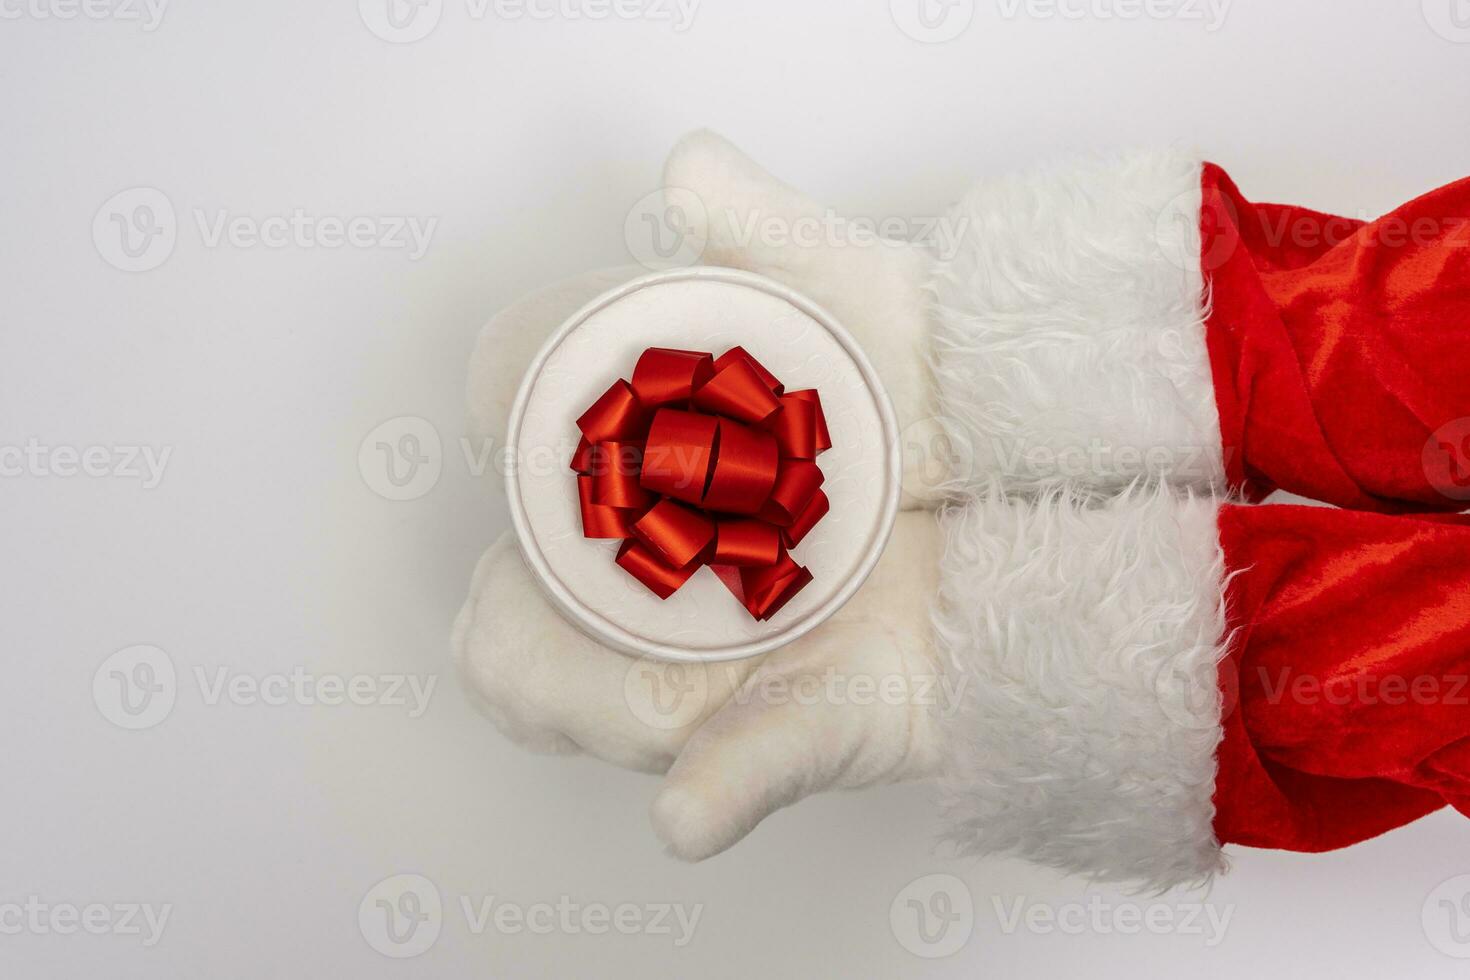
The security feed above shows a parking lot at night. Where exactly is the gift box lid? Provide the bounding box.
[505,267,900,662]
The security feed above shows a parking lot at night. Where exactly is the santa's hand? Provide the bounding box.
[454,249,946,837]
[649,511,943,860]
[454,508,943,846]
[456,133,948,772]
[455,267,758,772]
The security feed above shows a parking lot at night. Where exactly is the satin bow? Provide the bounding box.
[571,346,831,621]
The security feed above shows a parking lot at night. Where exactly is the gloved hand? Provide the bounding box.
[453,132,946,860]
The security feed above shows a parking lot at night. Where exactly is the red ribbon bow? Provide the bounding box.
[571,346,832,621]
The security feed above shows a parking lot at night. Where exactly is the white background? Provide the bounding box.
[3,0,1470,976]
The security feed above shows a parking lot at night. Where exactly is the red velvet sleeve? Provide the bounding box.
[1201,165,1470,511]
[1213,503,1470,853]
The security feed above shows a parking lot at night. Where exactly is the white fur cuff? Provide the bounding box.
[932,488,1229,890]
[927,149,1225,495]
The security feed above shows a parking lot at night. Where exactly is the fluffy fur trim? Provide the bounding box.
[933,487,1229,891]
[928,149,1225,496]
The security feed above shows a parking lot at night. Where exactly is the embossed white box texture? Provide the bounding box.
[505,267,901,662]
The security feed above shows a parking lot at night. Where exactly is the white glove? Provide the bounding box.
[453,131,945,859]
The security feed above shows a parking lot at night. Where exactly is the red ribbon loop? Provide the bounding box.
[702,418,779,514]
[572,345,832,620]
[633,497,715,569]
[639,408,718,505]
[631,347,714,408]
[693,359,782,426]
[590,441,651,510]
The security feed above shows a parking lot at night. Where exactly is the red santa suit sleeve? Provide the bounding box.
[929,151,1470,512]
[933,490,1470,890]
[1202,167,1470,511]
[1214,503,1470,851]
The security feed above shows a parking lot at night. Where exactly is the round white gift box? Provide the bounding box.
[505,267,900,662]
